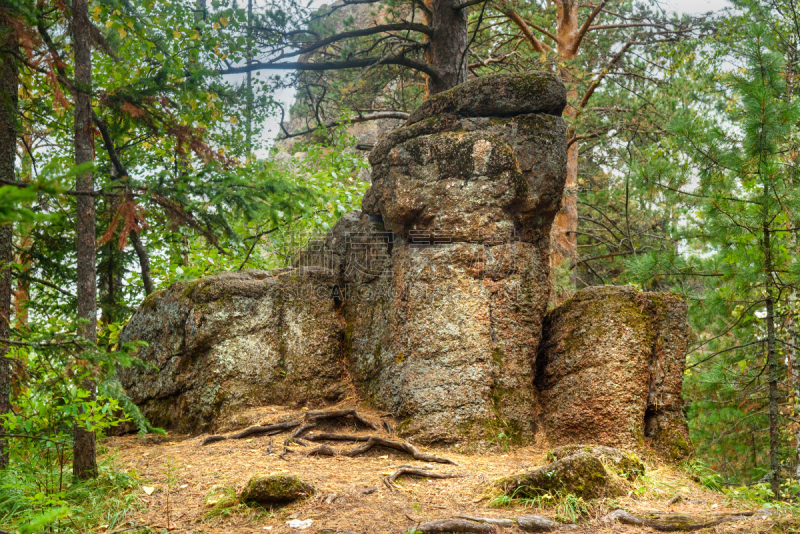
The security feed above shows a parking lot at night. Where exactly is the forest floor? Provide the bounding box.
[101,403,797,534]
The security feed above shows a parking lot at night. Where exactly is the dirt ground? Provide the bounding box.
[101,404,794,534]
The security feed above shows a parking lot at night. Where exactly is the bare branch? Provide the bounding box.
[279,111,410,140]
[218,53,439,80]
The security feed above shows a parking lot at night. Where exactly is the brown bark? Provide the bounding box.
[72,0,98,480]
[129,230,154,295]
[13,235,30,327]
[424,0,468,95]
[0,12,18,470]
[496,1,632,297]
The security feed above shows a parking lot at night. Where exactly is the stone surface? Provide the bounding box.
[239,474,315,504]
[407,72,567,126]
[117,270,347,433]
[364,113,567,244]
[536,286,693,460]
[497,452,620,500]
[117,73,694,457]
[343,72,568,444]
[548,445,645,480]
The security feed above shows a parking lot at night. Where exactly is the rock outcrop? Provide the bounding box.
[536,286,693,459]
[118,72,693,459]
[548,445,645,480]
[346,72,567,443]
[117,270,347,433]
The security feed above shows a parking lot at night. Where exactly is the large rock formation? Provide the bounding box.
[117,270,347,433]
[118,72,693,459]
[536,286,693,460]
[347,72,567,443]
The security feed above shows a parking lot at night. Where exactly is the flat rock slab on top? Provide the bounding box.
[407,72,567,125]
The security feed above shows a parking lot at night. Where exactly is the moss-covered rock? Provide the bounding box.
[497,452,620,500]
[407,72,567,125]
[548,445,645,480]
[537,285,694,461]
[239,474,315,505]
[117,269,347,433]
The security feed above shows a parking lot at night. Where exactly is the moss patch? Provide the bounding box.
[497,452,618,500]
[239,474,315,505]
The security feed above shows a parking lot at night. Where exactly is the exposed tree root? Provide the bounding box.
[602,510,752,531]
[304,436,458,465]
[383,465,462,492]
[305,408,380,430]
[200,420,301,446]
[305,433,373,442]
[401,519,495,533]
[456,516,517,527]
[201,408,382,446]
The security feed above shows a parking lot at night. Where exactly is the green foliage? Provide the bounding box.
[489,488,591,523]
[0,457,141,533]
[628,21,800,486]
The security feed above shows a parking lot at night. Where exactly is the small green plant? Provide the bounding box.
[554,493,590,523]
[682,460,724,492]
[489,488,591,523]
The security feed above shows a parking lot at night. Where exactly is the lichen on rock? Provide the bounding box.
[536,285,693,460]
[548,445,645,480]
[117,269,347,433]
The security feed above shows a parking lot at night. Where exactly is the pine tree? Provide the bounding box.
[632,24,800,494]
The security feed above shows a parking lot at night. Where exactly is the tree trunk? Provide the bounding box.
[424,0,468,96]
[0,14,18,470]
[550,85,578,289]
[130,230,154,295]
[246,0,253,153]
[72,0,98,480]
[764,223,780,498]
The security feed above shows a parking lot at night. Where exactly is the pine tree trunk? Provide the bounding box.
[246,0,253,153]
[764,223,780,498]
[130,231,154,295]
[0,14,18,470]
[72,0,98,480]
[550,84,578,293]
[424,0,468,96]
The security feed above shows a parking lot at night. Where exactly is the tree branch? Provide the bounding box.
[499,8,550,53]
[279,111,410,140]
[218,53,439,79]
[453,0,487,10]
[572,0,610,53]
[578,41,639,108]
[277,23,433,62]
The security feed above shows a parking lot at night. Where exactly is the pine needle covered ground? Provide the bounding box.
[101,403,798,534]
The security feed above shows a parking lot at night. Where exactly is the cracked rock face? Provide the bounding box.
[537,286,693,460]
[117,270,347,433]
